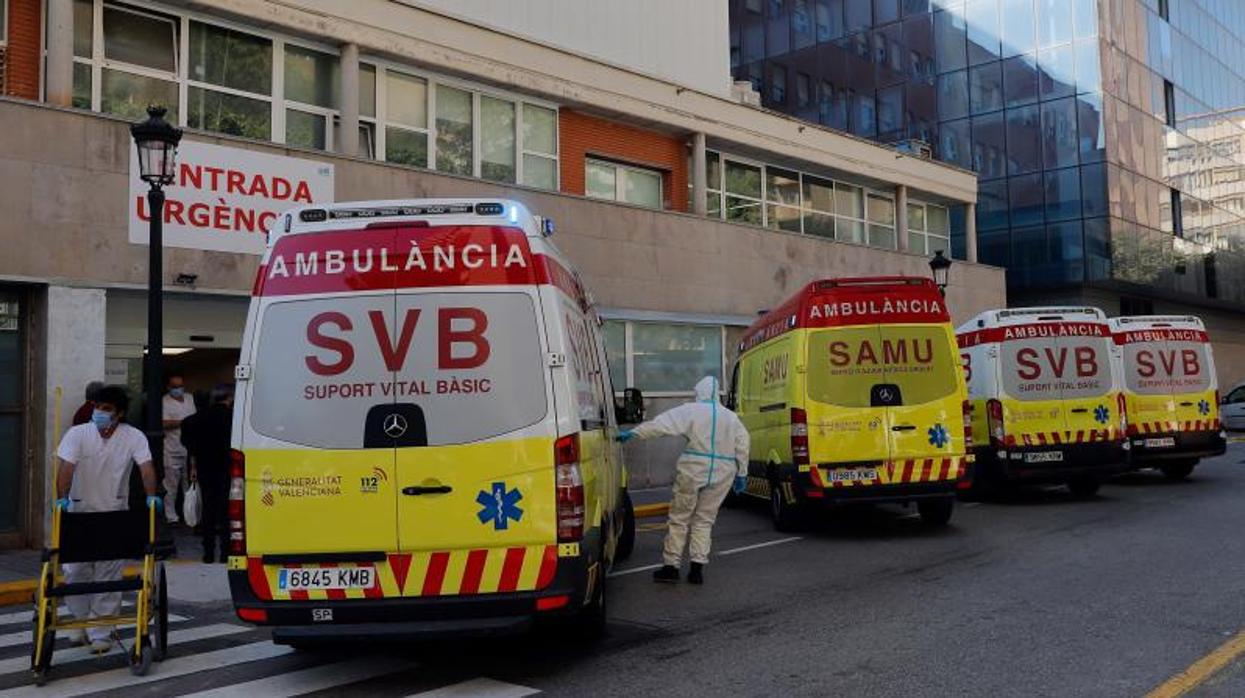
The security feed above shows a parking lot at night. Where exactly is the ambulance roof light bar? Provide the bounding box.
[1114,315,1199,326]
[997,307,1101,319]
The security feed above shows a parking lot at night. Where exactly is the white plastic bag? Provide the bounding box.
[183,482,202,528]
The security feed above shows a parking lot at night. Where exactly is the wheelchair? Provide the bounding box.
[30,502,168,685]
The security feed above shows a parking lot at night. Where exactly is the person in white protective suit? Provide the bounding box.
[618,376,750,584]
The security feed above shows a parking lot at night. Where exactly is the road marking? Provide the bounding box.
[407,677,540,697]
[0,613,188,648]
[1145,629,1245,698]
[0,623,249,676]
[185,655,417,697]
[717,537,803,556]
[607,563,664,578]
[0,639,292,697]
[637,522,667,532]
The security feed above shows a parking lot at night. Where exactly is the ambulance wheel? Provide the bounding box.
[153,564,169,661]
[770,482,803,532]
[615,491,635,562]
[1160,461,1196,481]
[572,566,607,640]
[917,498,954,527]
[1067,478,1101,499]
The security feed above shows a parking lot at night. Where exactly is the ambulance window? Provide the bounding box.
[1121,340,1212,395]
[806,326,956,407]
[1001,335,1113,400]
[250,292,548,448]
[251,295,397,449]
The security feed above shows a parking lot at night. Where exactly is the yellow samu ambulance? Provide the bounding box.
[729,277,970,530]
[957,307,1128,497]
[227,199,633,642]
[1109,315,1226,480]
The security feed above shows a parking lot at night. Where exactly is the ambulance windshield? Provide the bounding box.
[249,291,548,448]
[806,325,958,407]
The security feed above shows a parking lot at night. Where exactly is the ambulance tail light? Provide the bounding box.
[790,408,810,466]
[555,435,584,543]
[986,399,1005,446]
[228,449,246,556]
[962,400,974,447]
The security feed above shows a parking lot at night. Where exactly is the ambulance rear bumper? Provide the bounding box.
[973,442,1127,484]
[228,542,597,638]
[1127,430,1226,464]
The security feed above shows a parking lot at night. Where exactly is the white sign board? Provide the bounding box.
[129,141,334,255]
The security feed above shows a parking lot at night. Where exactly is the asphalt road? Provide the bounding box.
[3,444,1245,696]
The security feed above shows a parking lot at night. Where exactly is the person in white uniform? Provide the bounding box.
[161,374,196,524]
[619,376,750,585]
[55,385,160,653]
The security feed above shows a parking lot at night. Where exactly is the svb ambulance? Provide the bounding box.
[729,277,969,530]
[956,307,1127,497]
[227,199,633,641]
[1109,315,1226,479]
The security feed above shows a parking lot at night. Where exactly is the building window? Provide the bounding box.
[1163,80,1176,127]
[187,21,272,140]
[796,72,811,108]
[1120,296,1154,316]
[586,159,663,209]
[724,159,764,224]
[69,2,558,183]
[866,193,897,249]
[1170,189,1183,237]
[602,321,725,395]
[1,0,7,45]
[1157,0,1169,21]
[907,202,951,255]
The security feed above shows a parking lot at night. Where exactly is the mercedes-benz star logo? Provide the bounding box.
[383,413,408,438]
[879,388,894,403]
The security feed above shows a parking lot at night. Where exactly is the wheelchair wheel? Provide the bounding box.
[129,636,153,677]
[153,564,169,661]
[29,616,54,685]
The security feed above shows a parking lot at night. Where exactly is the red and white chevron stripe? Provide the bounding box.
[1126,418,1220,436]
[810,457,965,489]
[1001,428,1117,448]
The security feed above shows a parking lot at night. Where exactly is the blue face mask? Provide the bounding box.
[91,409,114,431]
[170,387,185,399]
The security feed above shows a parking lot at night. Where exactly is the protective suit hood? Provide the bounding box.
[694,376,719,403]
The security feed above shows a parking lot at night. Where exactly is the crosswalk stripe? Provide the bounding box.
[0,604,188,628]
[0,623,249,676]
[0,614,188,649]
[183,655,417,697]
[406,677,541,697]
[0,639,292,697]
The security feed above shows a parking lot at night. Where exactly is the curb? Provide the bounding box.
[633,503,670,519]
[0,580,35,607]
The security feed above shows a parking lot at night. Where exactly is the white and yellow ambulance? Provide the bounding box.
[227,199,633,641]
[729,277,969,530]
[1109,315,1226,479]
[956,307,1127,497]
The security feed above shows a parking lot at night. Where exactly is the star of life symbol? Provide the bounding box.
[1198,399,1211,416]
[927,423,950,448]
[383,413,408,438]
[477,482,523,531]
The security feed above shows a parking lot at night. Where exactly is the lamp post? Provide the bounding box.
[929,249,952,297]
[130,106,182,493]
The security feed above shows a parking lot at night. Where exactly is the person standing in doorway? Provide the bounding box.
[71,381,105,426]
[181,384,234,563]
[161,374,196,524]
[55,385,160,653]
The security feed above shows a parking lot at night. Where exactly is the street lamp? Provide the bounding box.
[929,250,952,297]
[130,105,182,495]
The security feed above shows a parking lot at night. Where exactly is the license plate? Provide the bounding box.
[828,467,879,483]
[1144,437,1176,448]
[278,567,375,591]
[1024,451,1063,463]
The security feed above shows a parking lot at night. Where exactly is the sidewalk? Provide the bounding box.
[0,526,230,607]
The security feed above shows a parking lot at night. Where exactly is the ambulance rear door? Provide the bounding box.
[243,226,401,558]
[1121,324,1215,434]
[999,327,1071,445]
[883,324,965,461]
[805,325,891,467]
[389,228,558,597]
[1056,327,1116,442]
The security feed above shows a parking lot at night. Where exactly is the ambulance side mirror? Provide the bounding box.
[616,388,645,425]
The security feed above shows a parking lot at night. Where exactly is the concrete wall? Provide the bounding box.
[0,100,1006,325]
[404,0,732,97]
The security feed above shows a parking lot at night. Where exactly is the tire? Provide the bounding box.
[1067,477,1101,499]
[153,564,169,661]
[129,637,153,677]
[615,491,635,562]
[917,498,954,527]
[1160,461,1196,481]
[770,481,803,532]
[572,565,607,641]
